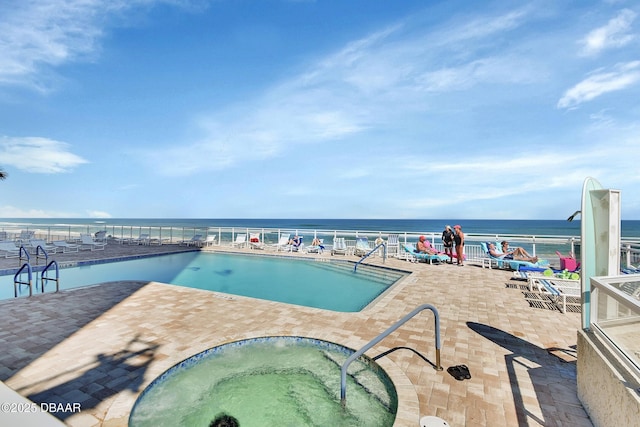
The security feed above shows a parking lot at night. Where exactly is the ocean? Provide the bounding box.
[2,218,640,238]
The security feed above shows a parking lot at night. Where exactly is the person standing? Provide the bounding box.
[441,225,454,263]
[453,225,465,266]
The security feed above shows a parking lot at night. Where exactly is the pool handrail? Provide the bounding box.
[40,260,60,293]
[14,262,33,297]
[340,303,442,405]
[354,242,386,272]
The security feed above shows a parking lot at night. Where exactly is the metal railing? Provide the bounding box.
[40,260,60,293]
[354,242,386,272]
[340,304,442,405]
[14,263,33,297]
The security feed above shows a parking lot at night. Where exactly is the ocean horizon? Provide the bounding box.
[2,217,640,238]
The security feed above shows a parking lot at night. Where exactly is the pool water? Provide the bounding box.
[1,252,406,311]
[129,337,397,427]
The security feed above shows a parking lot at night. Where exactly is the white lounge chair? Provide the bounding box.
[180,235,203,246]
[528,276,581,313]
[201,235,217,247]
[270,234,290,251]
[129,234,151,245]
[387,234,400,257]
[80,234,106,251]
[306,238,324,254]
[331,237,347,256]
[231,233,247,248]
[249,233,265,250]
[53,240,79,253]
[28,239,58,254]
[0,241,20,258]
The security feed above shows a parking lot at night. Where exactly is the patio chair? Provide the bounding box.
[283,236,303,252]
[201,235,217,247]
[28,239,58,254]
[331,237,347,255]
[180,235,203,246]
[53,240,80,253]
[80,234,106,251]
[306,238,324,254]
[0,241,20,258]
[480,242,549,271]
[528,276,581,313]
[129,233,151,245]
[231,233,247,248]
[401,244,449,264]
[354,237,370,256]
[249,233,265,250]
[270,234,291,251]
[386,234,400,257]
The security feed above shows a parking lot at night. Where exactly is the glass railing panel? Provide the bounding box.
[591,276,640,373]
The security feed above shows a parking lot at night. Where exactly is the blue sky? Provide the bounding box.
[1,0,639,220]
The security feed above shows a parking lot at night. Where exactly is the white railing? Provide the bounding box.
[2,222,639,268]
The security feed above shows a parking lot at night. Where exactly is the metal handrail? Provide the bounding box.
[340,303,442,405]
[19,245,30,264]
[14,262,33,297]
[354,242,386,271]
[41,260,60,293]
[36,244,49,265]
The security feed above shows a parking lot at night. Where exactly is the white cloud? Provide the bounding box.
[557,61,640,109]
[0,136,88,173]
[0,205,78,218]
[580,9,637,56]
[0,0,201,91]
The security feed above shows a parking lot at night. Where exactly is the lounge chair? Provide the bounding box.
[306,238,324,254]
[179,234,203,246]
[249,233,265,250]
[28,239,58,254]
[270,234,291,251]
[128,234,151,245]
[53,240,79,253]
[284,236,303,252]
[386,234,400,257]
[528,275,581,313]
[0,241,20,258]
[201,235,217,247]
[80,234,106,251]
[331,237,347,255]
[401,244,449,264]
[231,233,247,248]
[480,242,549,271]
[354,237,370,256]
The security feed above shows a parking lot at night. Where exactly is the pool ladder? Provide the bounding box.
[354,242,386,272]
[13,245,61,297]
[340,304,442,406]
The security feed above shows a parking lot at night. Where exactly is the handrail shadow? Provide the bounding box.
[467,322,585,427]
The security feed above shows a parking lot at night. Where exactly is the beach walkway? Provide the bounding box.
[0,243,592,426]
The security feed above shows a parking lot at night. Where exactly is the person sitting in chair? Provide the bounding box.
[416,235,437,255]
[488,242,538,263]
[288,235,301,246]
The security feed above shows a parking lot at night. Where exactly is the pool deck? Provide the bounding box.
[0,243,593,426]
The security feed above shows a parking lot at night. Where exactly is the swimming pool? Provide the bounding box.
[0,252,407,311]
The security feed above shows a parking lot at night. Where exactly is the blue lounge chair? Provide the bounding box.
[354,237,370,256]
[481,242,549,271]
[401,244,449,264]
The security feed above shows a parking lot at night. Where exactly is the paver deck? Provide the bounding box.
[0,243,593,426]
